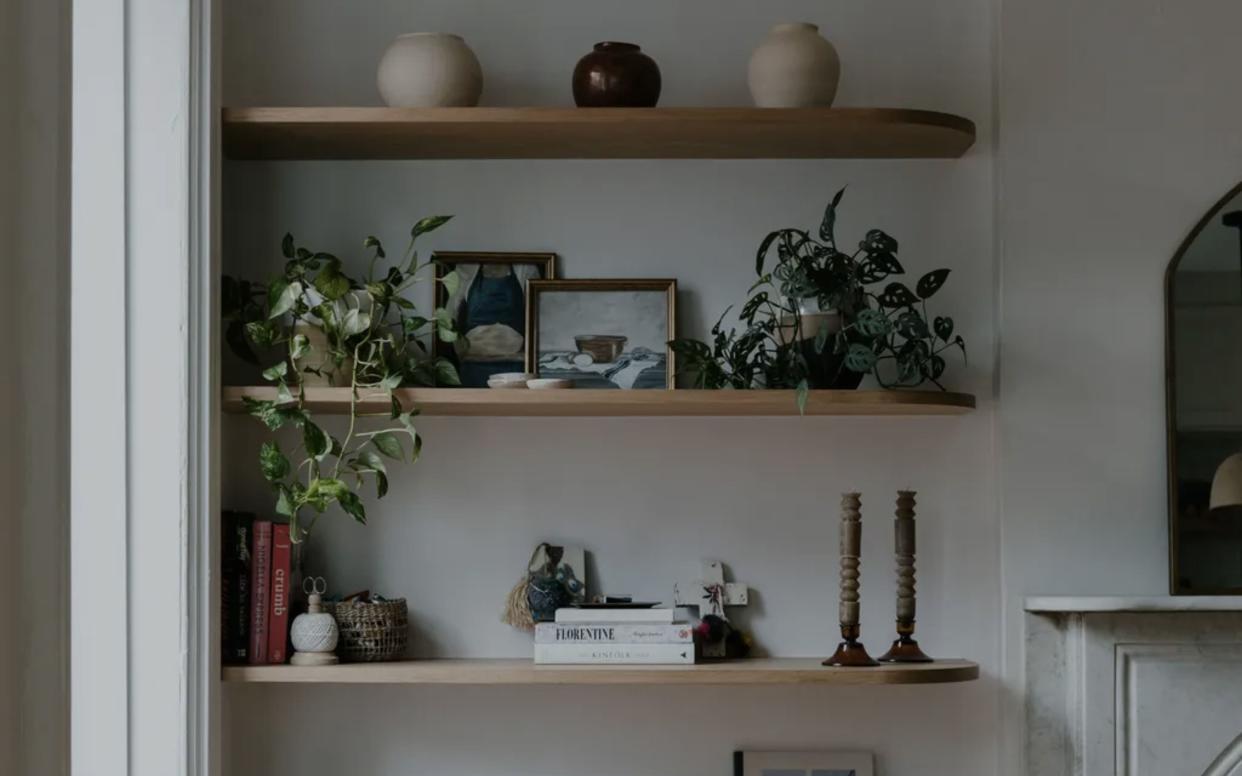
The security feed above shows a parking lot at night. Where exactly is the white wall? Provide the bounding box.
[997,0,1242,771]
[2,0,70,774]
[221,2,999,775]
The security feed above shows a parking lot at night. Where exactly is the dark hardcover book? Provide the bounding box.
[248,520,273,665]
[221,511,253,664]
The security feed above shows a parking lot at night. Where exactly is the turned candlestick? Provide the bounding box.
[824,492,879,667]
[879,490,933,663]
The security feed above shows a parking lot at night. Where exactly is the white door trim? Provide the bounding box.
[70,0,217,774]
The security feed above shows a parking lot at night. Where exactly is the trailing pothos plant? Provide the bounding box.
[670,189,966,410]
[222,215,462,542]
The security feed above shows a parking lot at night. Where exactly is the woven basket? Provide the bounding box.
[326,598,409,662]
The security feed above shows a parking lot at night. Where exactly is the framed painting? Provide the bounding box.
[526,279,676,389]
[733,751,874,776]
[433,251,557,388]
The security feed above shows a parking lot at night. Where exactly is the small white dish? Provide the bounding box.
[527,378,574,390]
[492,372,535,383]
[488,379,529,389]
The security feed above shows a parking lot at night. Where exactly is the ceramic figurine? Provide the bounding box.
[573,42,662,107]
[377,33,484,107]
[748,23,841,108]
[290,577,339,666]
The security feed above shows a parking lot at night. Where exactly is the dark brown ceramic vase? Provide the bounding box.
[572,42,662,107]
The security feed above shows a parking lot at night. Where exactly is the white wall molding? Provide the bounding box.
[71,0,217,774]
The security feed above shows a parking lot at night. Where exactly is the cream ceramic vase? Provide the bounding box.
[376,33,483,107]
[748,23,841,108]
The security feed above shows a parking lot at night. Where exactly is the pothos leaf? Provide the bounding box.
[268,280,302,319]
[303,421,330,461]
[281,233,295,259]
[795,378,810,416]
[933,316,954,341]
[259,441,290,482]
[338,491,367,524]
[411,215,453,239]
[289,333,310,361]
[372,432,404,460]
[261,361,288,382]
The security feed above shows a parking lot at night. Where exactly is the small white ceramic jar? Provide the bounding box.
[377,33,484,107]
[748,23,841,108]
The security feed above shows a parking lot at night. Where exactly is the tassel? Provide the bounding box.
[501,542,550,631]
[502,575,534,631]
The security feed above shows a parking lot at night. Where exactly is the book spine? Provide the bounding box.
[535,623,693,644]
[220,511,253,664]
[534,643,694,665]
[248,521,272,665]
[267,523,292,664]
[554,609,675,624]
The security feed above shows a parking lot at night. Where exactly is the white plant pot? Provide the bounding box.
[748,23,841,108]
[377,32,483,108]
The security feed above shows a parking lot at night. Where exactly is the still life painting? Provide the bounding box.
[434,251,556,388]
[526,279,676,389]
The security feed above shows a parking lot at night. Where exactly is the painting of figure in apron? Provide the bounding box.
[433,252,557,387]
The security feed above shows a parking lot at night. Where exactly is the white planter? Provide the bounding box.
[377,33,483,107]
[748,23,841,108]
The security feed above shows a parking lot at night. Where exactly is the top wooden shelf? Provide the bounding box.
[221,107,977,160]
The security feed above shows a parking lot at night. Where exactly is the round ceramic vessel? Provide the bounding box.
[527,378,574,390]
[748,23,840,108]
[572,42,662,107]
[377,32,484,107]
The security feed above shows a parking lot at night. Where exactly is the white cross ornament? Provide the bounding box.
[673,561,749,657]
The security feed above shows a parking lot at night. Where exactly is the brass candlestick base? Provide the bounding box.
[823,625,880,667]
[878,633,933,663]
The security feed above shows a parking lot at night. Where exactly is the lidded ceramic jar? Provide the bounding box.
[748,23,841,108]
[572,42,662,107]
[376,32,484,107]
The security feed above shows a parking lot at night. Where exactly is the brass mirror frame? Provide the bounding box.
[1165,180,1242,595]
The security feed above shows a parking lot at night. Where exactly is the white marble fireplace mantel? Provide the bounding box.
[1026,597,1242,776]
[1026,595,1242,613]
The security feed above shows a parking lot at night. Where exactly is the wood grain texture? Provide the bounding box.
[222,386,977,417]
[222,658,979,685]
[221,107,977,160]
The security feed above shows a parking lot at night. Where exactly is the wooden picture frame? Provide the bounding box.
[733,751,874,776]
[526,279,677,389]
[432,251,557,388]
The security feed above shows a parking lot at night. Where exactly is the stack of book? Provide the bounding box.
[534,607,694,665]
[221,511,293,665]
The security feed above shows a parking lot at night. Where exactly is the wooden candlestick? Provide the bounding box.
[824,492,879,667]
[879,490,933,663]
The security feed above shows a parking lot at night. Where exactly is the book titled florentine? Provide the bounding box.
[535,623,692,644]
[220,511,253,664]
[247,520,272,665]
[267,523,292,664]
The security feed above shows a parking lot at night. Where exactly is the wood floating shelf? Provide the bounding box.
[222,386,976,417]
[222,658,979,686]
[222,107,977,160]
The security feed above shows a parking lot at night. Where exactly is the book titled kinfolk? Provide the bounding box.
[554,607,675,624]
[534,643,694,665]
[535,623,693,644]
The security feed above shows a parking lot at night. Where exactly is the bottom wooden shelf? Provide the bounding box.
[222,658,979,686]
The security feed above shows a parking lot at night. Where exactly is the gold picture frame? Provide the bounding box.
[526,279,677,389]
[432,251,557,388]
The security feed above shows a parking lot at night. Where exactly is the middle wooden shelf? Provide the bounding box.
[223,658,980,685]
[223,386,977,417]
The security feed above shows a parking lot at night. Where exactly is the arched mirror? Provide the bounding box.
[1168,182,1242,594]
